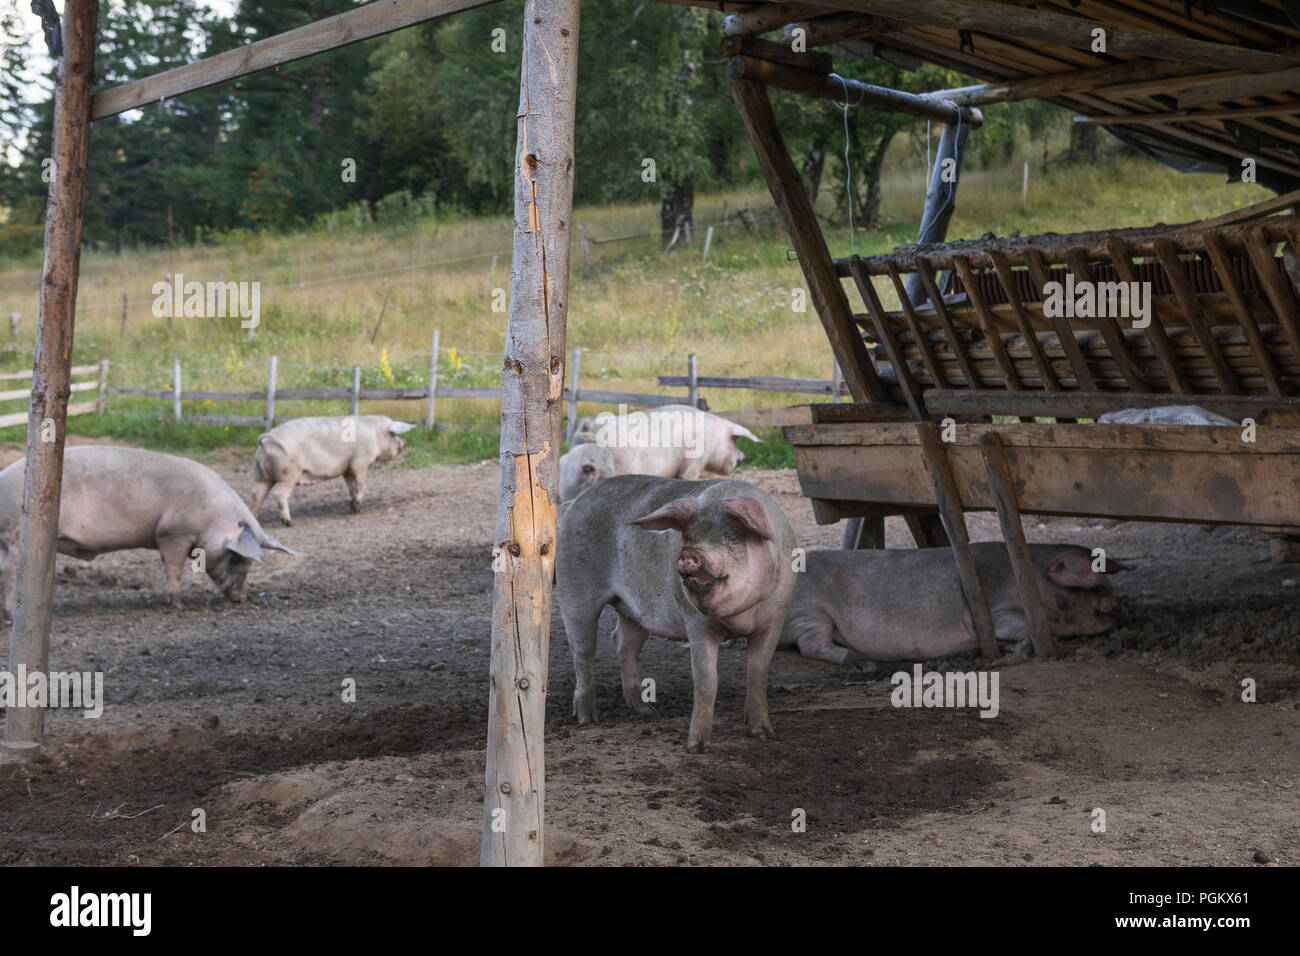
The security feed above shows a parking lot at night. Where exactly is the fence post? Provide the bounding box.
[687,353,698,408]
[487,253,499,296]
[351,365,361,416]
[97,359,108,414]
[426,328,440,429]
[172,358,182,423]
[119,293,127,337]
[8,313,17,339]
[580,224,590,267]
[566,346,581,440]
[265,355,277,430]
[702,224,714,261]
[831,359,842,404]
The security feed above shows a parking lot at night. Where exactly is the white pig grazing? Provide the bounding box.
[252,415,415,525]
[571,404,761,481]
[0,445,295,615]
[559,443,615,502]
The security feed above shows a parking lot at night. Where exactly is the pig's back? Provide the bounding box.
[263,416,381,478]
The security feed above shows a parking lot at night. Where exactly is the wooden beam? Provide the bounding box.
[5,0,98,748]
[979,433,1055,658]
[922,389,1300,422]
[1179,67,1300,109]
[1202,232,1284,397]
[798,0,1300,72]
[1152,238,1241,395]
[91,0,503,120]
[723,2,830,36]
[850,259,928,419]
[481,0,579,869]
[926,59,1207,106]
[1076,102,1300,125]
[720,34,835,73]
[730,76,889,403]
[729,56,982,125]
[1104,236,1190,394]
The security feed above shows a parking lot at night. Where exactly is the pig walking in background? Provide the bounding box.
[0,446,295,615]
[559,443,615,503]
[781,543,1127,668]
[252,415,415,525]
[571,404,761,482]
[557,475,797,753]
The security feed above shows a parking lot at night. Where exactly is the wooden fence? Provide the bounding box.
[0,363,104,428]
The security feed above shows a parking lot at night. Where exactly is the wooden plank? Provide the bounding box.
[920,389,1298,422]
[4,0,98,748]
[915,423,1000,658]
[808,0,1300,71]
[927,60,1209,106]
[1244,226,1300,364]
[1179,67,1300,109]
[1202,232,1284,397]
[987,250,1059,391]
[723,3,838,36]
[1024,249,1096,390]
[952,255,1019,390]
[849,259,927,420]
[426,328,440,428]
[916,259,982,388]
[1062,248,1149,392]
[1078,102,1300,125]
[1152,238,1240,394]
[0,380,97,403]
[719,34,835,73]
[886,263,948,387]
[91,0,503,120]
[0,364,98,381]
[730,76,889,404]
[979,433,1055,658]
[1106,236,1191,394]
[482,0,578,869]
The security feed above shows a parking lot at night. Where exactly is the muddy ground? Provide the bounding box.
[1,444,1297,866]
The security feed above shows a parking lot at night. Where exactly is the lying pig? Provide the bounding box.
[0,446,295,615]
[559,443,616,503]
[572,405,761,481]
[780,543,1126,668]
[252,415,415,525]
[557,474,796,753]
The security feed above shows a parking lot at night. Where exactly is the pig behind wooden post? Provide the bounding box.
[556,474,796,753]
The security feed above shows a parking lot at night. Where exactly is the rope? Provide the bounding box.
[832,74,867,258]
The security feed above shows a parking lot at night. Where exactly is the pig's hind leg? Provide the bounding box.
[613,612,657,716]
[559,599,607,725]
[786,610,872,671]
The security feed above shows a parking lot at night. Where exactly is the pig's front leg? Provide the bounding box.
[614,612,657,716]
[156,535,191,607]
[344,463,368,513]
[685,622,725,753]
[743,623,781,740]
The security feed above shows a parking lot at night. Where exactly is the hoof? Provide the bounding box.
[745,719,776,740]
[630,701,659,718]
[685,739,706,754]
[349,501,361,514]
[572,695,598,725]
[281,518,293,528]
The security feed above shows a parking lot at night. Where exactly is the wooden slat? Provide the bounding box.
[1179,67,1300,109]
[1024,249,1096,390]
[979,433,1055,658]
[0,364,99,381]
[886,262,948,387]
[987,250,1059,390]
[849,259,927,421]
[0,402,97,430]
[1106,236,1191,394]
[952,255,1021,391]
[1201,232,1284,397]
[1151,238,1240,394]
[1244,226,1300,364]
[1063,248,1150,392]
[731,76,889,404]
[922,389,1299,422]
[915,423,1000,659]
[92,0,503,120]
[916,256,982,388]
[0,381,97,403]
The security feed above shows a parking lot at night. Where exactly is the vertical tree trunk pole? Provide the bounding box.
[425,328,440,429]
[97,360,108,414]
[481,0,580,868]
[5,0,98,748]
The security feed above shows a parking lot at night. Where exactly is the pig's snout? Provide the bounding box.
[676,547,721,594]
[676,548,704,576]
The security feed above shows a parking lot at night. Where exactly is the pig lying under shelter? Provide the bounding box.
[780,543,1127,668]
[252,415,415,525]
[557,474,796,753]
[0,445,294,614]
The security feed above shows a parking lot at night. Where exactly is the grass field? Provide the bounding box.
[0,138,1264,464]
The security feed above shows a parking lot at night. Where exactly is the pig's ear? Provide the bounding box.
[1045,551,1101,588]
[224,524,265,563]
[632,498,699,532]
[720,497,774,540]
[261,532,298,556]
[730,423,762,443]
[387,421,417,435]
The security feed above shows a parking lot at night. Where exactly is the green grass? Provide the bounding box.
[735,428,795,471]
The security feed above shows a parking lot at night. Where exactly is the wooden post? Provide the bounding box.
[264,355,277,430]
[425,328,440,428]
[979,432,1056,658]
[5,0,98,748]
[566,346,581,441]
[702,224,714,261]
[831,358,842,404]
[351,365,360,416]
[487,253,499,296]
[730,77,887,404]
[915,423,1000,658]
[172,358,182,423]
[97,360,108,414]
[482,0,579,869]
[579,225,590,267]
[8,313,18,339]
[687,354,698,409]
[119,292,127,336]
[905,120,970,306]
[841,516,884,549]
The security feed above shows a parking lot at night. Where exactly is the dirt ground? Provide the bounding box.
[0,444,1297,867]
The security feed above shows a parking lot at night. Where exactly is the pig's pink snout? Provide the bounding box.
[676,548,704,576]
